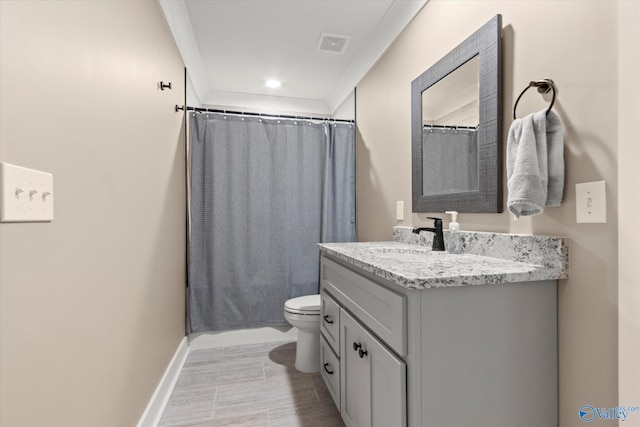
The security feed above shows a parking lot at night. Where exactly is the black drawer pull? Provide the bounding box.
[353,342,362,352]
[323,363,334,375]
[359,348,368,358]
[323,315,334,324]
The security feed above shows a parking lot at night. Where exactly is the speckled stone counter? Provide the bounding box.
[318,227,568,290]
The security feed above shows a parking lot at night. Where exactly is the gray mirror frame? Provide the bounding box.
[411,14,502,213]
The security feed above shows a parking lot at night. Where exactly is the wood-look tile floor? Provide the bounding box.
[159,340,345,427]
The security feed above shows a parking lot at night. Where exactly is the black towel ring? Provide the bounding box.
[513,79,557,120]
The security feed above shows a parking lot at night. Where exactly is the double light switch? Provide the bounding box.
[0,162,54,222]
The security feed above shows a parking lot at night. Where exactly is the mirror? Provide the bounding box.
[411,15,502,213]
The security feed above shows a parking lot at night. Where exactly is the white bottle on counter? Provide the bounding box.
[445,210,462,254]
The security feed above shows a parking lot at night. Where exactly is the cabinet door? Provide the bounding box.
[340,309,406,427]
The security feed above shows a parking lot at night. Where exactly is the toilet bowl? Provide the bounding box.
[284,294,321,373]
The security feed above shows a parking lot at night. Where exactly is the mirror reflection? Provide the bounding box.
[421,55,479,196]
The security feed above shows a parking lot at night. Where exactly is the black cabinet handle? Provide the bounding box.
[353,342,368,358]
[323,363,334,375]
[323,315,334,324]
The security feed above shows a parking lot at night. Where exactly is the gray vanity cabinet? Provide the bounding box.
[320,257,408,427]
[319,251,559,427]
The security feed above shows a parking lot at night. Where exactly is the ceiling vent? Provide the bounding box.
[317,33,351,54]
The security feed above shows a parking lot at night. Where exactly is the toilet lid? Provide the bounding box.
[284,294,321,314]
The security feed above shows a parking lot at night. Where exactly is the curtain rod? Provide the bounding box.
[422,124,478,130]
[175,105,355,124]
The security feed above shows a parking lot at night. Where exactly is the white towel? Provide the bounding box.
[507,110,564,217]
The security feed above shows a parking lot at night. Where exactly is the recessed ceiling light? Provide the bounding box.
[266,79,281,88]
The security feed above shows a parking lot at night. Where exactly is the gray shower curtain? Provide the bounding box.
[422,127,479,195]
[189,113,355,332]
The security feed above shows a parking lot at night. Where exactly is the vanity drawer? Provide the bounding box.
[320,334,341,410]
[320,290,340,355]
[321,256,407,356]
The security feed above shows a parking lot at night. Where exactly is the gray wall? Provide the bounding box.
[0,1,186,425]
[356,1,624,425]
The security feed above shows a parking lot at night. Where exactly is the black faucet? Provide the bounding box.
[412,217,445,251]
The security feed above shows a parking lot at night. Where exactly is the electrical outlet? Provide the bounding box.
[576,181,606,223]
[396,201,404,221]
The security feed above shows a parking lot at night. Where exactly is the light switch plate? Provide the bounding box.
[396,201,404,221]
[1,162,54,222]
[576,181,606,223]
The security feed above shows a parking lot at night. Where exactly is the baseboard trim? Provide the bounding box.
[137,336,189,427]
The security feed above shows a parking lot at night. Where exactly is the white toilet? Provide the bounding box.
[284,294,321,373]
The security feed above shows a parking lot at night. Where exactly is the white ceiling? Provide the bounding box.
[159,0,427,116]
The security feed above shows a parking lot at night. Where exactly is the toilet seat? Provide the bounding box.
[284,294,321,315]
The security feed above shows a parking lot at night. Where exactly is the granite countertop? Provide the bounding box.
[319,235,568,290]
